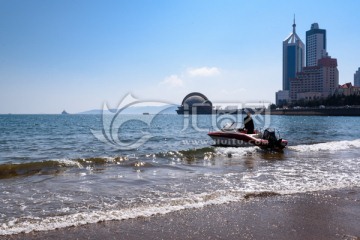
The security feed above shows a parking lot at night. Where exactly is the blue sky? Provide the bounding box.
[1,0,359,113]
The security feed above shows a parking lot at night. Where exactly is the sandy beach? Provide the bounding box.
[5,188,360,240]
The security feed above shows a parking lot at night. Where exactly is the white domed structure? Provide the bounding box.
[177,92,213,114]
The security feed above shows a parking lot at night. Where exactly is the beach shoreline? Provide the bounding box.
[5,188,360,240]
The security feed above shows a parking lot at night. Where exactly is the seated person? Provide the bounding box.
[244,112,254,134]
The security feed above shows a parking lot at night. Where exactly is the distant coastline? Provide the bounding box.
[270,107,360,116]
[3,106,360,116]
[78,105,178,115]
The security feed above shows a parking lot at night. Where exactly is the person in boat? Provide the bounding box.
[244,112,254,134]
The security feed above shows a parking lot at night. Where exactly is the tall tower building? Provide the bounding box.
[354,68,360,87]
[282,17,305,91]
[306,23,327,67]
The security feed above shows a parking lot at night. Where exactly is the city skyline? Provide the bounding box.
[278,18,339,104]
[1,0,360,113]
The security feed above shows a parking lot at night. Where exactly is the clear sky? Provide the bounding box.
[1,0,359,113]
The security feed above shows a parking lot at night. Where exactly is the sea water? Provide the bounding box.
[0,114,359,235]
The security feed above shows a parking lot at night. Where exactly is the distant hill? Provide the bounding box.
[78,104,178,115]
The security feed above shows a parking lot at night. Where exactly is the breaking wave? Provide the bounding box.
[0,156,135,179]
[214,138,360,156]
[289,139,360,152]
[0,190,243,235]
[2,176,360,236]
[4,138,360,179]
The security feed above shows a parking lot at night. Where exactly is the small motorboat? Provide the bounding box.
[208,122,288,151]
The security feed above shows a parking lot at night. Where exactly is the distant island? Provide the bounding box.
[77,105,178,115]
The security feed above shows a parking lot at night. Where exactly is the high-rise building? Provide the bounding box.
[306,23,327,67]
[282,17,305,91]
[354,68,360,87]
[319,57,339,96]
[290,56,339,101]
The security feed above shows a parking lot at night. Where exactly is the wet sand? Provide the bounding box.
[5,188,360,240]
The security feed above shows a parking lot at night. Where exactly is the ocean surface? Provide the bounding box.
[0,113,359,235]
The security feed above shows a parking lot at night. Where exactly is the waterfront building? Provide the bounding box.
[275,90,290,106]
[306,23,327,67]
[320,57,339,96]
[335,82,360,96]
[290,56,339,101]
[296,92,322,101]
[354,68,360,87]
[282,17,305,91]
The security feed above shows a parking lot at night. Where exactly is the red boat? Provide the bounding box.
[208,122,288,151]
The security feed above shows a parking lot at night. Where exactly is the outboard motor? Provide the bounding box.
[262,128,282,148]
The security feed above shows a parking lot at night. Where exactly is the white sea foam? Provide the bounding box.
[2,154,359,236]
[215,146,259,156]
[289,139,360,152]
[0,191,241,235]
[237,158,360,195]
[55,159,83,168]
[2,140,360,236]
[214,139,360,155]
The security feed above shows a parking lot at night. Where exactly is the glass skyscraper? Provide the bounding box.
[282,18,305,91]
